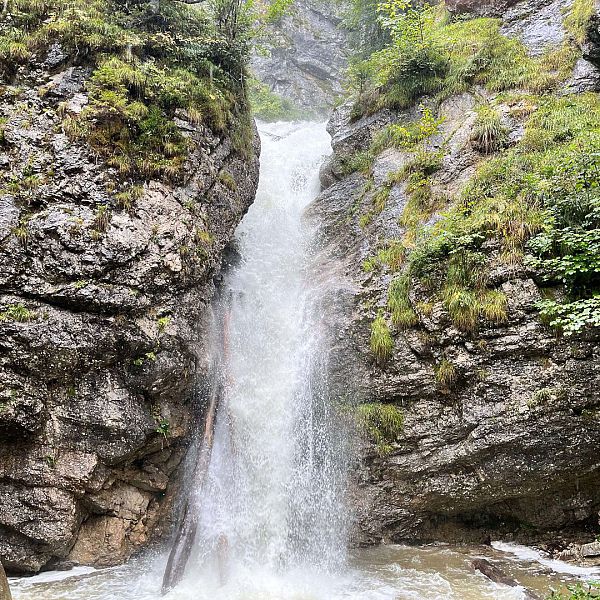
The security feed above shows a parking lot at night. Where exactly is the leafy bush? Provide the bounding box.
[549,583,600,600]
[347,3,580,118]
[248,77,305,121]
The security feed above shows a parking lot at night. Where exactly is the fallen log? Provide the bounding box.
[161,304,231,594]
[0,561,12,600]
[472,558,541,600]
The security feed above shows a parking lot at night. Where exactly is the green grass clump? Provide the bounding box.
[356,402,404,456]
[387,273,418,328]
[435,358,456,387]
[470,105,508,155]
[564,0,596,44]
[0,303,35,322]
[370,312,393,363]
[340,150,375,176]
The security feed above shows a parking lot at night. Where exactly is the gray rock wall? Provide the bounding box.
[0,60,259,571]
[307,2,600,550]
[251,0,349,115]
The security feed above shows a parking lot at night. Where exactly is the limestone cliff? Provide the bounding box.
[308,0,600,552]
[251,0,349,114]
[0,1,259,573]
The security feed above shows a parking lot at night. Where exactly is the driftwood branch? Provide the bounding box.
[471,559,541,600]
[0,561,12,600]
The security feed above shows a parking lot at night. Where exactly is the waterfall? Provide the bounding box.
[172,120,350,596]
[10,121,559,600]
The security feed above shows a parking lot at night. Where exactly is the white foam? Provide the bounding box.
[9,566,98,586]
[491,541,600,577]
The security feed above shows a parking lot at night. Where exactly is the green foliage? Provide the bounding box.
[564,0,596,44]
[264,0,294,23]
[529,386,567,407]
[537,296,600,336]
[372,106,445,153]
[356,402,404,456]
[406,94,600,335]
[92,204,110,233]
[370,312,393,362]
[549,583,600,600]
[1,0,255,183]
[218,170,237,191]
[248,77,305,121]
[155,418,170,439]
[435,358,456,387]
[115,185,144,211]
[387,273,418,328]
[347,5,580,118]
[0,303,35,322]
[470,104,508,155]
[157,315,171,333]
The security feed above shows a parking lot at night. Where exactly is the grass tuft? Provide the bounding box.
[370,313,394,363]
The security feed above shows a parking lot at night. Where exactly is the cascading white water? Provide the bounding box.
[9,122,592,600]
[176,119,350,596]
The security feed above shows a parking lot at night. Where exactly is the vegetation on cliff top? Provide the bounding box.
[0,0,255,182]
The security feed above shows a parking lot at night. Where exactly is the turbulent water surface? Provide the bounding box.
[9,122,599,600]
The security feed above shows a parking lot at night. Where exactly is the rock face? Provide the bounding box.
[251,0,349,114]
[0,57,259,571]
[307,5,600,548]
[445,0,521,17]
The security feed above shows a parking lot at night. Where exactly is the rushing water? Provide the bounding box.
[9,122,600,600]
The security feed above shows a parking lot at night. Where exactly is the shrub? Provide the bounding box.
[248,78,305,121]
[549,582,600,599]
[406,94,600,336]
[348,5,580,118]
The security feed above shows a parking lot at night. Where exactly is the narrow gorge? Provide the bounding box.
[0,0,600,599]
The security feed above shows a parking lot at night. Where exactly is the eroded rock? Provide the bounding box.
[0,56,259,572]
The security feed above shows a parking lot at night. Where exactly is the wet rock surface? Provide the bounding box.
[307,4,600,550]
[0,57,259,572]
[251,0,349,114]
